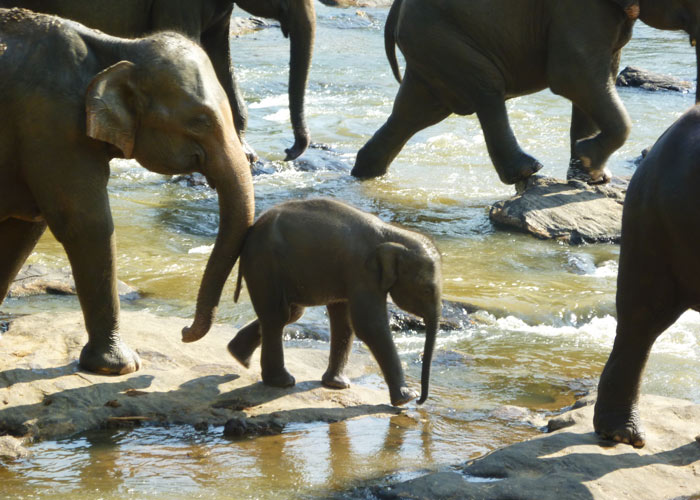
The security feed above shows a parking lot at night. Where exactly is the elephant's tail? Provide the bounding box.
[385,0,403,83]
[233,263,244,303]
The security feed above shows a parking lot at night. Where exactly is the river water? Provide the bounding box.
[2,5,699,499]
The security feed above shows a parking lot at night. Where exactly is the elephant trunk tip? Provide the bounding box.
[284,126,311,161]
[181,311,216,343]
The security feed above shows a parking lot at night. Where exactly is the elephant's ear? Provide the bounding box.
[367,242,407,293]
[608,0,640,19]
[85,61,138,158]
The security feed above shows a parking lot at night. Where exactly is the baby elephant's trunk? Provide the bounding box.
[418,315,439,404]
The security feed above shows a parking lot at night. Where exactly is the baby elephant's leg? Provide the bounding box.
[228,319,262,368]
[260,304,305,388]
[322,302,355,389]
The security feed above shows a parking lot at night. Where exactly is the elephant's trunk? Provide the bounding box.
[417,314,439,405]
[182,141,255,343]
[284,0,316,161]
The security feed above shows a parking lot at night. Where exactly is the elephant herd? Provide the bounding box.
[1,0,699,450]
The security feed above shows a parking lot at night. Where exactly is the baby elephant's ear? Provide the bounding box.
[367,242,407,293]
[608,0,640,19]
[85,60,137,158]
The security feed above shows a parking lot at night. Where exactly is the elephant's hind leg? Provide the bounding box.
[0,218,47,303]
[351,70,450,179]
[322,302,355,389]
[228,319,262,368]
[257,301,304,388]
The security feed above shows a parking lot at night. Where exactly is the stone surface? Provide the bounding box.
[0,310,399,445]
[229,16,276,36]
[367,394,700,500]
[489,176,628,244]
[318,0,393,7]
[616,66,694,93]
[0,435,30,461]
[9,264,138,300]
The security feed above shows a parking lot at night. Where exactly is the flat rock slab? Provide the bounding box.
[0,310,398,459]
[371,395,700,500]
[489,176,628,244]
[9,264,138,300]
[616,65,694,93]
[318,0,393,7]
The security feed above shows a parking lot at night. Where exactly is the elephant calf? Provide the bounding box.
[594,105,700,448]
[183,198,443,406]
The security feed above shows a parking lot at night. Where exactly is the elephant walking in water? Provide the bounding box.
[0,0,317,161]
[594,105,700,448]
[183,199,443,407]
[0,8,255,374]
[352,0,700,185]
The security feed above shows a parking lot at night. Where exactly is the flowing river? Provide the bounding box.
[2,5,699,499]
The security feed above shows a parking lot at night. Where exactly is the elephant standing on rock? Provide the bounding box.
[183,199,443,407]
[0,8,255,374]
[352,0,700,186]
[594,105,700,448]
[0,0,317,161]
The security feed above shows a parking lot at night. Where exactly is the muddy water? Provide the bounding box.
[2,5,700,499]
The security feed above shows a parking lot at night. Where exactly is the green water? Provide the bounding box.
[2,5,700,499]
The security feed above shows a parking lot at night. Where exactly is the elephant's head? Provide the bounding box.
[85,33,255,340]
[236,0,316,160]
[637,0,700,102]
[372,240,443,404]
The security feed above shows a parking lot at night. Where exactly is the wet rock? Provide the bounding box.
[9,264,139,300]
[0,310,398,442]
[616,66,693,93]
[230,16,276,37]
[367,394,700,500]
[223,416,284,438]
[318,0,393,7]
[0,435,30,461]
[489,175,628,244]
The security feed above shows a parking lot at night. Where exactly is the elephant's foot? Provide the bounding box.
[322,370,351,389]
[390,387,418,407]
[593,401,646,448]
[79,340,141,375]
[227,334,261,369]
[351,145,390,179]
[495,152,543,185]
[567,158,612,185]
[262,368,296,388]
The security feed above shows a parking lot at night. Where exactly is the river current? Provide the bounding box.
[1,5,699,499]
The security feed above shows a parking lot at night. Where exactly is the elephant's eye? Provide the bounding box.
[188,114,214,134]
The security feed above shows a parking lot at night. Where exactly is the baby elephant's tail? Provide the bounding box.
[385,0,404,83]
[233,263,243,303]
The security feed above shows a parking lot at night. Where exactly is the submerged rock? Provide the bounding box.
[364,394,700,500]
[9,264,139,300]
[230,16,276,37]
[616,66,693,93]
[489,176,628,244]
[0,435,30,461]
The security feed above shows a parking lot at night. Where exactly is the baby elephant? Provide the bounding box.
[192,198,442,406]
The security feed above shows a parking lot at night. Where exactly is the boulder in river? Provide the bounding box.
[317,0,393,7]
[616,66,694,93]
[489,176,628,244]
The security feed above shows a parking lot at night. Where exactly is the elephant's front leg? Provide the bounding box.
[322,302,355,389]
[351,70,450,179]
[37,175,140,375]
[349,291,416,406]
[476,96,543,185]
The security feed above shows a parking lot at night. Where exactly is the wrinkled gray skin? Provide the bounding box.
[352,0,700,186]
[594,105,700,448]
[183,199,443,407]
[0,9,255,374]
[0,0,317,161]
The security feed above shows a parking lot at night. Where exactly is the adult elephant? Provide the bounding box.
[351,0,700,185]
[0,8,255,374]
[0,0,317,161]
[594,105,700,448]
